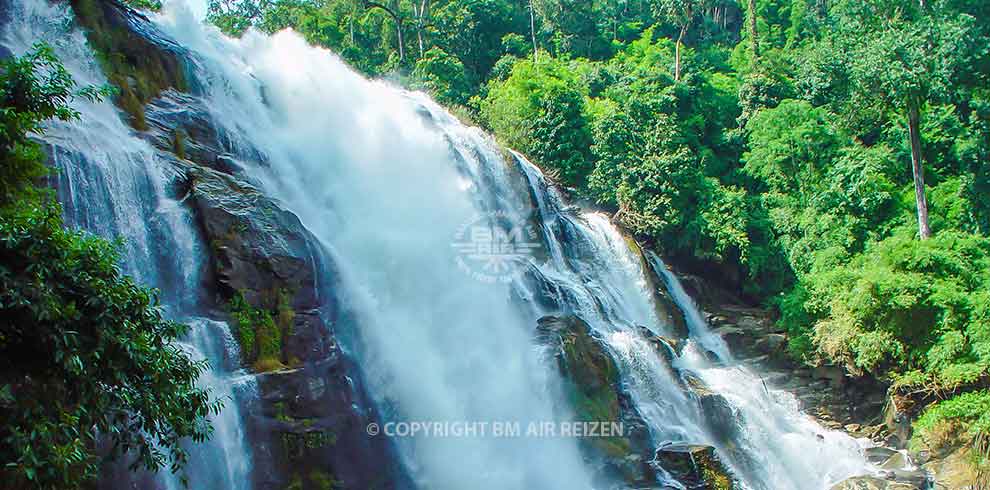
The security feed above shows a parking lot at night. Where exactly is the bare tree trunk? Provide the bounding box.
[530,0,539,62]
[395,20,405,62]
[675,25,687,81]
[908,104,932,239]
[747,0,759,61]
[411,0,430,57]
[411,2,423,57]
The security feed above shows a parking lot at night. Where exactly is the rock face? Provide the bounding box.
[70,0,189,130]
[923,444,985,490]
[183,165,401,488]
[187,165,322,313]
[683,375,740,445]
[677,270,890,441]
[655,444,735,490]
[63,2,404,488]
[536,315,657,486]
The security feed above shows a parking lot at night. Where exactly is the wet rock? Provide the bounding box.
[828,476,921,490]
[637,325,683,363]
[639,258,689,339]
[683,375,740,444]
[654,444,735,490]
[183,164,400,488]
[864,447,898,465]
[883,394,917,449]
[187,164,321,312]
[879,451,910,470]
[878,468,929,488]
[250,355,403,490]
[536,315,657,486]
[713,326,747,352]
[144,90,227,167]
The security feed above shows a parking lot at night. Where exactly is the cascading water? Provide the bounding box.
[0,1,254,489]
[510,157,869,489]
[2,0,876,487]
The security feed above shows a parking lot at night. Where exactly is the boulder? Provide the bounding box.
[882,394,917,449]
[682,375,740,444]
[828,476,921,490]
[655,444,735,490]
[187,165,322,312]
[864,447,899,465]
[536,315,656,486]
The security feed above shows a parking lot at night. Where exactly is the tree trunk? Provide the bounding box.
[908,103,932,239]
[396,21,405,63]
[364,1,404,63]
[747,0,759,62]
[675,25,687,81]
[530,0,539,62]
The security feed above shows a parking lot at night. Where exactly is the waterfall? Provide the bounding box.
[2,0,874,488]
[0,1,255,489]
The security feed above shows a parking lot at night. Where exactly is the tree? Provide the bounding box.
[207,0,272,36]
[0,45,218,490]
[746,0,758,61]
[433,0,521,82]
[412,47,471,105]
[529,87,594,188]
[363,0,406,64]
[651,0,706,81]
[847,12,978,239]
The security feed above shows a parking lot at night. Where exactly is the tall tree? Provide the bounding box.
[747,0,759,61]
[652,0,706,81]
[847,11,977,239]
[364,0,405,63]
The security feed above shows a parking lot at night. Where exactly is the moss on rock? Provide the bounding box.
[656,444,736,490]
[70,0,187,129]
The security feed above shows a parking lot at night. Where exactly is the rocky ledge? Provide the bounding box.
[60,2,406,488]
[670,271,949,490]
[536,315,737,490]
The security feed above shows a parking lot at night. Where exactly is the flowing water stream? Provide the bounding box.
[2,0,872,488]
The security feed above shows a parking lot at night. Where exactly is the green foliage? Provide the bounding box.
[0,44,88,206]
[227,291,286,372]
[529,87,593,188]
[412,47,471,106]
[913,390,990,454]
[786,232,990,380]
[0,48,216,489]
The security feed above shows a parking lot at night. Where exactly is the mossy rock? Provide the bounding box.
[828,476,921,490]
[70,0,187,130]
[536,315,656,485]
[656,444,736,490]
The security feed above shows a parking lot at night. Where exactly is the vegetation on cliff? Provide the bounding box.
[0,45,217,489]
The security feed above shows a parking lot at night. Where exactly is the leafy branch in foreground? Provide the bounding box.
[0,44,219,490]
